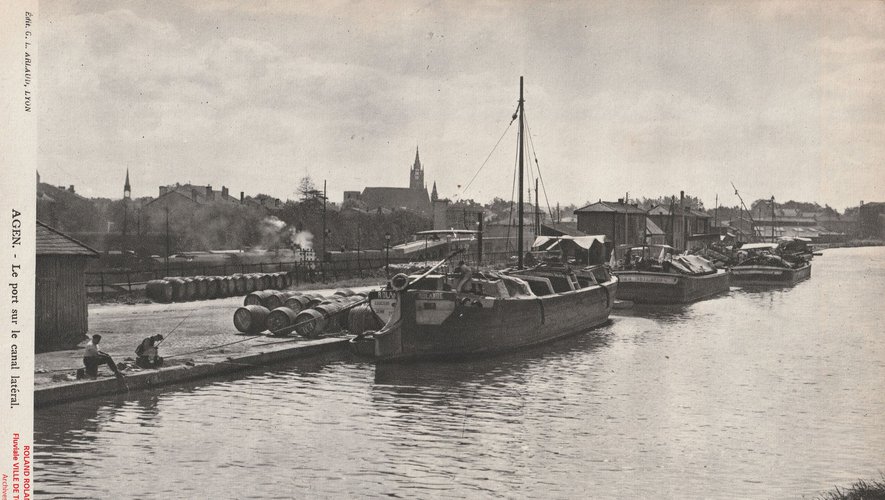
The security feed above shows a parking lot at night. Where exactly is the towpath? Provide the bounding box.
[35,284,380,404]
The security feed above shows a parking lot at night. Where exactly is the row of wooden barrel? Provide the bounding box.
[233,289,383,338]
[146,272,291,303]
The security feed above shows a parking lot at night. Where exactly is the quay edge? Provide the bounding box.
[35,337,349,408]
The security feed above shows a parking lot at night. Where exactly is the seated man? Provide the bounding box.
[82,334,124,378]
[453,260,473,293]
[135,334,164,368]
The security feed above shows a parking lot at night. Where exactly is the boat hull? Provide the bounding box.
[730,263,811,286]
[353,279,617,362]
[613,269,730,304]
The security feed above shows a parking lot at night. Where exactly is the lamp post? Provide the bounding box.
[385,232,391,278]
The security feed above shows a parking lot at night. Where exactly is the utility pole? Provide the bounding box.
[680,191,686,251]
[771,196,776,242]
[164,204,170,276]
[322,179,327,261]
[624,191,629,246]
[714,193,719,229]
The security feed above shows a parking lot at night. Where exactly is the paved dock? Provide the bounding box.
[35,285,378,407]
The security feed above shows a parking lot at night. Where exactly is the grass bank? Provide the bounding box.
[816,475,885,500]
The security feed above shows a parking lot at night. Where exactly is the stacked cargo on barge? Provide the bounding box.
[349,77,618,362]
[613,244,730,304]
[730,242,812,286]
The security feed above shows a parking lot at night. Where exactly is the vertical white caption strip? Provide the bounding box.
[0,0,38,497]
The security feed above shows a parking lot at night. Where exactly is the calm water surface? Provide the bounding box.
[35,247,885,499]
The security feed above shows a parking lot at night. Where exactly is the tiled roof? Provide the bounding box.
[648,204,711,218]
[575,201,646,214]
[36,220,100,257]
[541,222,587,237]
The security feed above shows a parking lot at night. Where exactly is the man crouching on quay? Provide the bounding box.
[135,334,164,368]
[80,334,125,379]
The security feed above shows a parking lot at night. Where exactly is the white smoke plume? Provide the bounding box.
[291,230,314,250]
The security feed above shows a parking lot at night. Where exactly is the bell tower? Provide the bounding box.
[409,146,424,190]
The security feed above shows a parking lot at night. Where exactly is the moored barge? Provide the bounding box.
[612,245,730,304]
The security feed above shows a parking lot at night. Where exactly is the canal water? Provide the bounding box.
[35,247,885,499]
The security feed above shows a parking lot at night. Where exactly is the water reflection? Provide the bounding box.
[373,330,612,390]
[33,248,885,499]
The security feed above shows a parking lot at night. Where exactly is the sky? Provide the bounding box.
[37,0,884,211]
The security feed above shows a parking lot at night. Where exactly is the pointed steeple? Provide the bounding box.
[431,181,438,202]
[409,145,424,190]
[123,168,131,199]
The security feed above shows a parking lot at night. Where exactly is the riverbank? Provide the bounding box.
[36,284,380,406]
[816,476,885,499]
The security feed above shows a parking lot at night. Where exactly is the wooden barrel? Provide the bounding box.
[347,303,382,335]
[244,290,272,306]
[314,302,345,332]
[231,275,243,295]
[193,277,208,299]
[263,291,287,311]
[293,309,325,338]
[266,306,299,336]
[220,277,234,297]
[307,296,325,308]
[205,277,219,299]
[333,288,355,297]
[146,280,173,302]
[182,278,197,301]
[246,275,259,292]
[233,305,270,334]
[258,274,271,290]
[283,295,310,314]
[166,278,186,302]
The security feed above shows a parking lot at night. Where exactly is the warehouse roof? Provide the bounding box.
[36,220,100,257]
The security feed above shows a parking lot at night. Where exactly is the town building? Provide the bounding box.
[858,202,885,239]
[36,220,100,352]
[344,147,433,214]
[647,204,713,249]
[575,200,647,247]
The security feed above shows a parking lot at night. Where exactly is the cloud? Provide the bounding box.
[36,1,885,210]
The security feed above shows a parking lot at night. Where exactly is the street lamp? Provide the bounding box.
[385,232,391,278]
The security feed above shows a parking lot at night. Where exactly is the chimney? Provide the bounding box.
[191,188,199,201]
[240,191,244,203]
[206,184,214,201]
[69,185,75,193]
[159,186,168,196]
[222,186,229,199]
[617,198,624,204]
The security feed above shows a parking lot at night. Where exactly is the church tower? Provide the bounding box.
[124,168,131,199]
[409,146,424,191]
[431,181,438,201]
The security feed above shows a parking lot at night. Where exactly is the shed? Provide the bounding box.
[36,220,100,352]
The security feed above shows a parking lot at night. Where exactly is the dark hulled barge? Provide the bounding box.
[612,245,730,304]
[349,77,618,362]
[730,242,812,286]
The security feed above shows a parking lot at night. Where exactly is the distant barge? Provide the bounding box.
[613,245,730,304]
[730,243,812,286]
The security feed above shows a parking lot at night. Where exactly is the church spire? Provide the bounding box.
[409,145,424,190]
[124,168,131,199]
[431,181,438,201]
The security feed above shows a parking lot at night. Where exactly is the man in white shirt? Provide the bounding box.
[82,334,124,378]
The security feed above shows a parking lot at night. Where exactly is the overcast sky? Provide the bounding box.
[38,0,884,210]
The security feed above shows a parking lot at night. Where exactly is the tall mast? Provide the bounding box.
[517,76,525,269]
